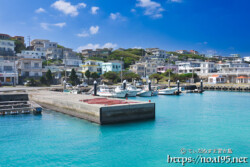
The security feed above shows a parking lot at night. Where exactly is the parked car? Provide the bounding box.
[80,82,88,87]
[24,81,31,86]
[66,83,72,88]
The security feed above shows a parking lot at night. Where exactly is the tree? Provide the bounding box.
[14,40,26,53]
[85,70,91,84]
[149,73,163,84]
[91,72,99,80]
[40,76,47,85]
[46,69,53,85]
[69,69,78,85]
[103,71,120,83]
[123,72,141,82]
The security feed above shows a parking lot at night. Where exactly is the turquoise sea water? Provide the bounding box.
[0,91,249,167]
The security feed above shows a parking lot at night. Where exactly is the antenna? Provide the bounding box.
[27,36,30,47]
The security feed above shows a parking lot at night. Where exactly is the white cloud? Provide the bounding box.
[109,12,126,21]
[77,43,118,52]
[131,9,136,13]
[136,0,164,18]
[91,6,99,14]
[54,22,66,27]
[133,46,142,49]
[170,0,182,3]
[90,26,99,34]
[40,22,66,30]
[110,12,120,20]
[102,43,117,48]
[51,0,86,17]
[35,8,46,13]
[77,31,89,37]
[77,26,99,37]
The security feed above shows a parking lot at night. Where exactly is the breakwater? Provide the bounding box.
[28,90,155,125]
[197,84,250,92]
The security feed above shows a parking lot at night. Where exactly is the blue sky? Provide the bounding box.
[0,0,250,56]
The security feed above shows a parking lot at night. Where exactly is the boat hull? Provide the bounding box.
[127,90,139,97]
[158,87,178,95]
[137,91,152,97]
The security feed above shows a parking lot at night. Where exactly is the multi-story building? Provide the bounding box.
[102,62,121,74]
[176,61,201,73]
[17,50,46,59]
[244,56,250,63]
[129,63,146,77]
[200,62,216,74]
[80,60,103,74]
[176,50,190,54]
[0,39,15,57]
[157,65,178,73]
[31,39,57,52]
[145,48,167,59]
[129,61,157,77]
[0,60,18,85]
[0,33,25,45]
[81,48,113,59]
[17,58,43,77]
[81,49,94,58]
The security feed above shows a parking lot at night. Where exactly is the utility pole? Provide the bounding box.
[64,49,67,82]
[121,57,123,83]
[13,56,16,87]
[27,36,30,47]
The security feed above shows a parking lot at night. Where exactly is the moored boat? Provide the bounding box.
[158,87,178,95]
[127,85,142,97]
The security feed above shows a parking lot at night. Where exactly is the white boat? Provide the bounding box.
[137,85,152,97]
[127,85,141,97]
[158,87,178,95]
[114,86,128,98]
[97,85,127,98]
[137,90,152,97]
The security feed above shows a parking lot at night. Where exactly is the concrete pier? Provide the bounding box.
[0,94,42,115]
[28,90,155,125]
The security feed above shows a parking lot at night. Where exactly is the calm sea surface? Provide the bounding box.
[0,91,249,167]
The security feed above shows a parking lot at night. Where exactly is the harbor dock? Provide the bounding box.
[197,84,250,92]
[0,94,42,115]
[28,90,155,125]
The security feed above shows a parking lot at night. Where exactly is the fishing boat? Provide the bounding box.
[137,85,152,97]
[126,85,142,97]
[97,84,127,98]
[158,87,178,95]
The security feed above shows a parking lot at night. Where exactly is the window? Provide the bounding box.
[4,66,12,71]
[34,63,39,68]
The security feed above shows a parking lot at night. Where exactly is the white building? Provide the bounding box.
[0,60,18,85]
[17,58,43,77]
[200,62,216,74]
[31,39,57,52]
[63,59,82,67]
[146,48,167,59]
[129,61,157,77]
[80,60,103,74]
[243,56,250,63]
[102,62,122,74]
[208,75,226,84]
[176,61,201,73]
[17,50,46,59]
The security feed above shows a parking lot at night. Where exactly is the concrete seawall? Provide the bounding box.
[29,91,155,125]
